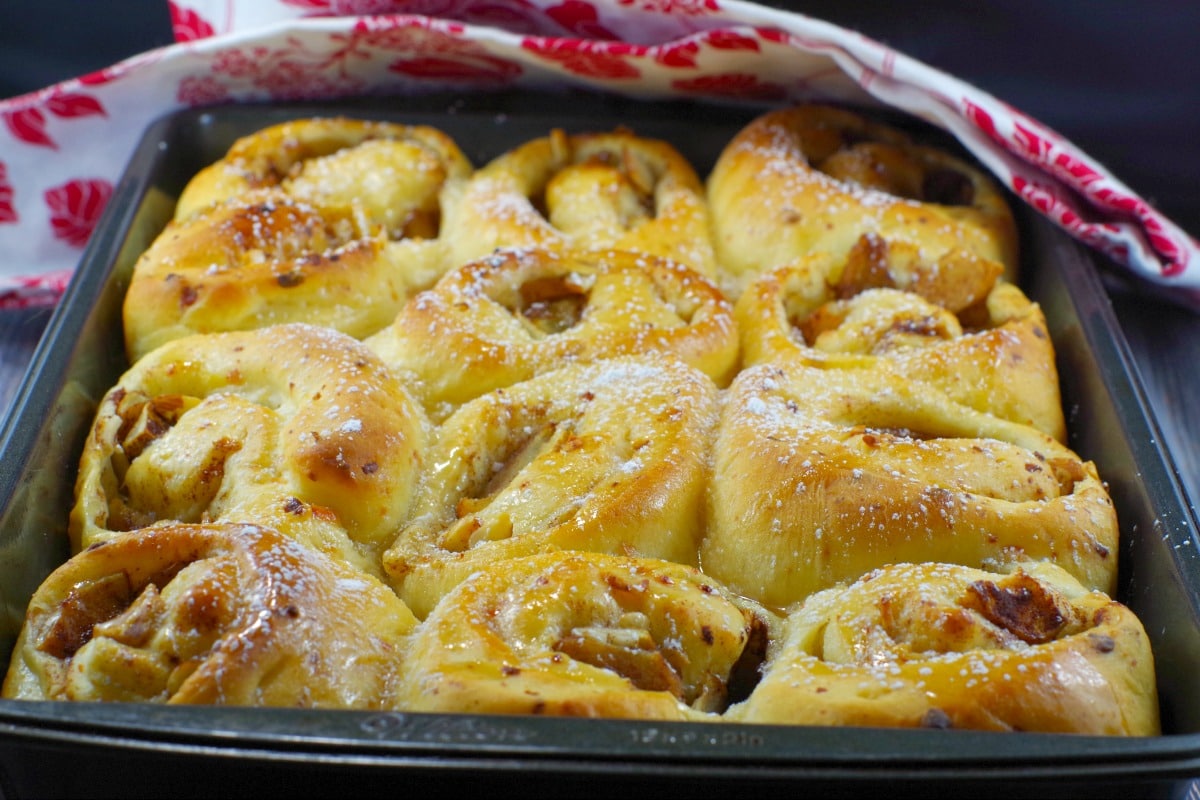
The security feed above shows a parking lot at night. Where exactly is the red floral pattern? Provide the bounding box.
[702,29,761,51]
[2,90,107,150]
[177,75,233,105]
[754,27,792,45]
[3,108,56,150]
[0,270,72,310]
[210,35,373,99]
[544,1,618,39]
[403,2,546,35]
[78,67,129,87]
[189,11,536,98]
[358,17,525,82]
[521,36,641,78]
[351,14,468,42]
[169,2,217,42]
[617,0,718,15]
[962,96,1192,277]
[652,39,699,68]
[44,179,113,248]
[43,93,107,120]
[278,0,551,34]
[0,2,1194,310]
[0,163,16,225]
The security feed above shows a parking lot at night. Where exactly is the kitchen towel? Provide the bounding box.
[1,0,1194,310]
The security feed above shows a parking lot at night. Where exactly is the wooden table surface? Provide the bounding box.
[1108,285,1200,516]
[0,307,53,429]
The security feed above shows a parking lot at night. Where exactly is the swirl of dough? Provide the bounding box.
[383,355,719,618]
[174,116,473,234]
[365,246,738,420]
[728,561,1159,735]
[736,249,1065,440]
[2,523,418,708]
[126,119,473,363]
[700,361,1118,610]
[402,551,776,720]
[71,323,429,576]
[123,191,432,362]
[441,127,716,278]
[707,105,1018,298]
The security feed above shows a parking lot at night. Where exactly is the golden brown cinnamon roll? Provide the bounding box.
[174,116,473,233]
[707,105,1018,298]
[728,561,1159,735]
[365,246,738,421]
[701,361,1118,610]
[383,355,719,618]
[71,323,429,576]
[736,249,1065,440]
[126,118,474,363]
[441,128,716,278]
[124,191,427,362]
[402,551,776,720]
[2,523,418,708]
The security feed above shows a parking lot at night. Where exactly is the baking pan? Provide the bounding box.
[1,91,1198,799]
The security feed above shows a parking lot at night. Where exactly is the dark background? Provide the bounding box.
[1,1,1196,237]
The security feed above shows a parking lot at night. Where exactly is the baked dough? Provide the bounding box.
[2,523,417,707]
[6,108,1157,737]
[402,551,776,719]
[124,191,427,362]
[736,250,1065,440]
[366,246,738,420]
[383,355,719,618]
[174,116,473,233]
[126,117,474,363]
[71,323,429,576]
[729,561,1159,735]
[441,127,716,278]
[701,361,1118,610]
[707,105,1018,298]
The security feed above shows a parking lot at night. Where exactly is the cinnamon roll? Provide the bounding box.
[2,523,418,708]
[402,551,776,720]
[71,323,429,576]
[701,361,1118,610]
[707,105,1018,298]
[123,191,427,362]
[441,127,716,278]
[736,247,1065,440]
[174,116,473,234]
[126,118,473,363]
[365,247,737,420]
[729,561,1159,735]
[382,355,719,618]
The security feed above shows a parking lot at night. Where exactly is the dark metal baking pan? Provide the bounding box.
[1,92,1198,799]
